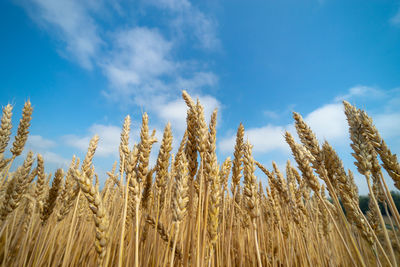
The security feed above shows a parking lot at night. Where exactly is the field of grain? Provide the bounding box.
[0,90,399,266]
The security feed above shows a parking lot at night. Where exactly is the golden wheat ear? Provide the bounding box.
[0,104,13,155]
[11,100,33,158]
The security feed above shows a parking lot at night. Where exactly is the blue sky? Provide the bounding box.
[1,0,400,194]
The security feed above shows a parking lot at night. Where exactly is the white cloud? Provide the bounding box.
[148,0,191,11]
[219,98,350,155]
[19,0,223,160]
[390,7,400,26]
[304,103,348,142]
[103,27,175,90]
[21,0,102,69]
[41,151,70,167]
[219,124,289,155]
[374,112,400,138]
[101,28,219,109]
[263,110,279,119]
[147,0,219,49]
[24,135,69,167]
[175,72,218,91]
[62,119,166,160]
[20,0,220,109]
[156,98,188,132]
[334,85,385,102]
[27,135,56,150]
[219,86,400,161]
[185,10,220,50]
[246,125,289,154]
[64,124,121,157]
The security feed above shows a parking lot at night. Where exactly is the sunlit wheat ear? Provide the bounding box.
[146,215,183,260]
[344,103,384,197]
[126,145,139,228]
[170,152,189,266]
[81,135,99,178]
[137,112,150,184]
[185,106,198,181]
[356,112,385,201]
[119,115,131,176]
[58,156,80,221]
[182,90,195,109]
[358,107,400,189]
[243,141,259,221]
[286,160,295,186]
[345,101,397,265]
[35,154,46,212]
[343,101,375,176]
[73,136,108,265]
[155,122,173,213]
[220,157,232,194]
[205,109,220,246]
[293,112,324,172]
[366,192,381,234]
[1,151,34,220]
[323,137,375,243]
[182,91,198,178]
[141,168,154,211]
[0,154,11,173]
[204,109,218,184]
[22,194,34,233]
[272,162,290,201]
[172,133,188,202]
[319,186,332,237]
[196,100,208,155]
[11,100,33,157]
[106,161,120,189]
[73,168,109,265]
[242,142,262,266]
[139,114,157,210]
[59,156,76,198]
[285,131,320,193]
[172,153,189,224]
[41,169,63,225]
[0,104,13,155]
[231,123,244,194]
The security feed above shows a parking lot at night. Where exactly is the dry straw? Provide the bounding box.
[0,93,399,267]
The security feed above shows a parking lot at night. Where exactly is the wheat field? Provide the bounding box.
[0,90,399,266]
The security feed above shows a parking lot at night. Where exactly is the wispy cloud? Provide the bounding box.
[20,0,102,69]
[27,135,56,150]
[62,121,167,170]
[19,0,220,108]
[334,85,385,102]
[219,86,400,156]
[103,27,175,90]
[304,103,347,142]
[26,135,69,166]
[146,0,220,50]
[374,112,400,138]
[390,7,400,26]
[263,110,279,119]
[63,124,122,157]
[219,124,289,155]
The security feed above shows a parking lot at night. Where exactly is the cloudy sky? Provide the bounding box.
[1,0,400,194]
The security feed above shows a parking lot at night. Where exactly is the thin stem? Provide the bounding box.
[170,223,179,267]
[253,222,263,267]
[118,162,129,267]
[366,174,397,267]
[62,190,80,267]
[135,199,140,267]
